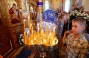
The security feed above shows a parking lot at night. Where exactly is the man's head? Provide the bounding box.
[72,17,86,34]
[57,15,62,22]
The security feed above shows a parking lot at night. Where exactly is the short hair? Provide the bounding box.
[72,17,86,26]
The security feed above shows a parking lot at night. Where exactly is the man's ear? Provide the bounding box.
[82,25,86,30]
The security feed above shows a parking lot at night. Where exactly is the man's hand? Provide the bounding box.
[64,30,72,36]
[62,30,72,44]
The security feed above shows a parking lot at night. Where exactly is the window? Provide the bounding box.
[64,0,70,13]
[44,0,49,11]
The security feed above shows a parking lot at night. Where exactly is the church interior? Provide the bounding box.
[0,0,89,58]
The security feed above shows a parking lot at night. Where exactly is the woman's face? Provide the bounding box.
[12,5,16,10]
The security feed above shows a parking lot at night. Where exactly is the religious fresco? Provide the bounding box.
[7,0,20,24]
[75,0,82,7]
[72,0,82,8]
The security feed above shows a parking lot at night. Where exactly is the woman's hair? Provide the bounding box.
[13,3,16,6]
[72,17,86,26]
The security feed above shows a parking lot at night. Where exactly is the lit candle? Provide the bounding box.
[23,19,27,45]
[28,13,30,28]
[23,19,26,30]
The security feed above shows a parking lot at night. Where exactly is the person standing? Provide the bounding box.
[63,17,89,58]
[56,15,64,39]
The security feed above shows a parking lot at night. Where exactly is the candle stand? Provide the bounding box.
[25,44,58,58]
